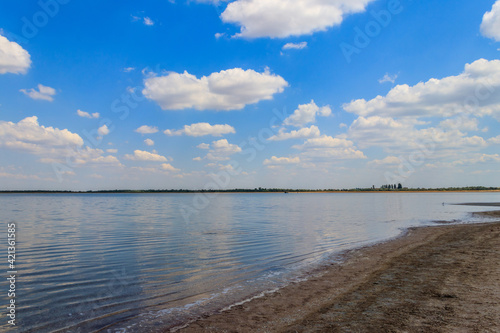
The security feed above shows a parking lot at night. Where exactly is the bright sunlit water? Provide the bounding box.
[1,192,499,332]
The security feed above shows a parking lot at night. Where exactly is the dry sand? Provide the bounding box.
[177,216,500,332]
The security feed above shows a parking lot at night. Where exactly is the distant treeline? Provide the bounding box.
[1,186,499,194]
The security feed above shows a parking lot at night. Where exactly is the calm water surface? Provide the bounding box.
[1,192,499,332]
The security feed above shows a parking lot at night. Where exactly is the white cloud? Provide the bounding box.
[0,171,47,181]
[220,0,375,38]
[293,135,355,150]
[161,163,180,172]
[164,123,236,137]
[368,156,402,167]
[348,116,420,150]
[268,125,320,141]
[77,110,100,119]
[124,150,169,162]
[425,154,500,169]
[144,139,154,146]
[0,116,120,166]
[0,116,83,150]
[453,154,500,165]
[62,147,122,166]
[489,135,500,144]
[263,156,301,165]
[107,149,118,153]
[282,42,307,50]
[123,67,135,73]
[130,163,181,174]
[132,14,155,26]
[143,68,288,111]
[481,0,500,42]
[283,100,331,127]
[344,59,500,119]
[198,139,242,161]
[293,135,366,160]
[439,117,479,132]
[378,73,398,84]
[135,125,159,134]
[0,34,31,74]
[20,84,56,102]
[197,143,210,149]
[348,116,488,153]
[98,125,110,136]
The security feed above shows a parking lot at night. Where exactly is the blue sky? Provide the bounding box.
[0,0,500,190]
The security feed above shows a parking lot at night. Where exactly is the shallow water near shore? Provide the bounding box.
[1,192,499,332]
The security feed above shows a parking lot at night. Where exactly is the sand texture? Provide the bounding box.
[176,221,500,333]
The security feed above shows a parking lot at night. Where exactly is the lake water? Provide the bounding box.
[1,192,499,332]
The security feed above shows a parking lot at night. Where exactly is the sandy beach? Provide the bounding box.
[177,214,500,332]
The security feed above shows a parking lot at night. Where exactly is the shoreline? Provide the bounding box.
[174,220,500,332]
[1,190,500,194]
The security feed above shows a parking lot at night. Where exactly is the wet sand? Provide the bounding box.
[176,219,500,332]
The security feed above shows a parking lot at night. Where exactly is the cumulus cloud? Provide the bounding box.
[348,116,488,153]
[0,116,119,166]
[378,73,398,84]
[132,14,155,26]
[282,42,308,50]
[124,150,169,162]
[489,135,500,144]
[453,154,500,165]
[161,163,180,172]
[0,170,52,181]
[197,143,210,149]
[439,117,479,132]
[53,147,121,166]
[220,0,375,38]
[293,135,355,150]
[20,84,56,102]
[98,125,110,136]
[343,59,500,119]
[135,125,159,134]
[143,68,288,111]
[144,138,155,146]
[268,125,320,141]
[77,110,100,119]
[481,0,500,42]
[0,34,31,74]
[0,116,83,150]
[293,135,366,160]
[425,154,500,169]
[283,100,331,127]
[130,163,181,175]
[164,122,236,137]
[368,156,402,167]
[143,17,154,26]
[197,139,242,161]
[263,156,301,165]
